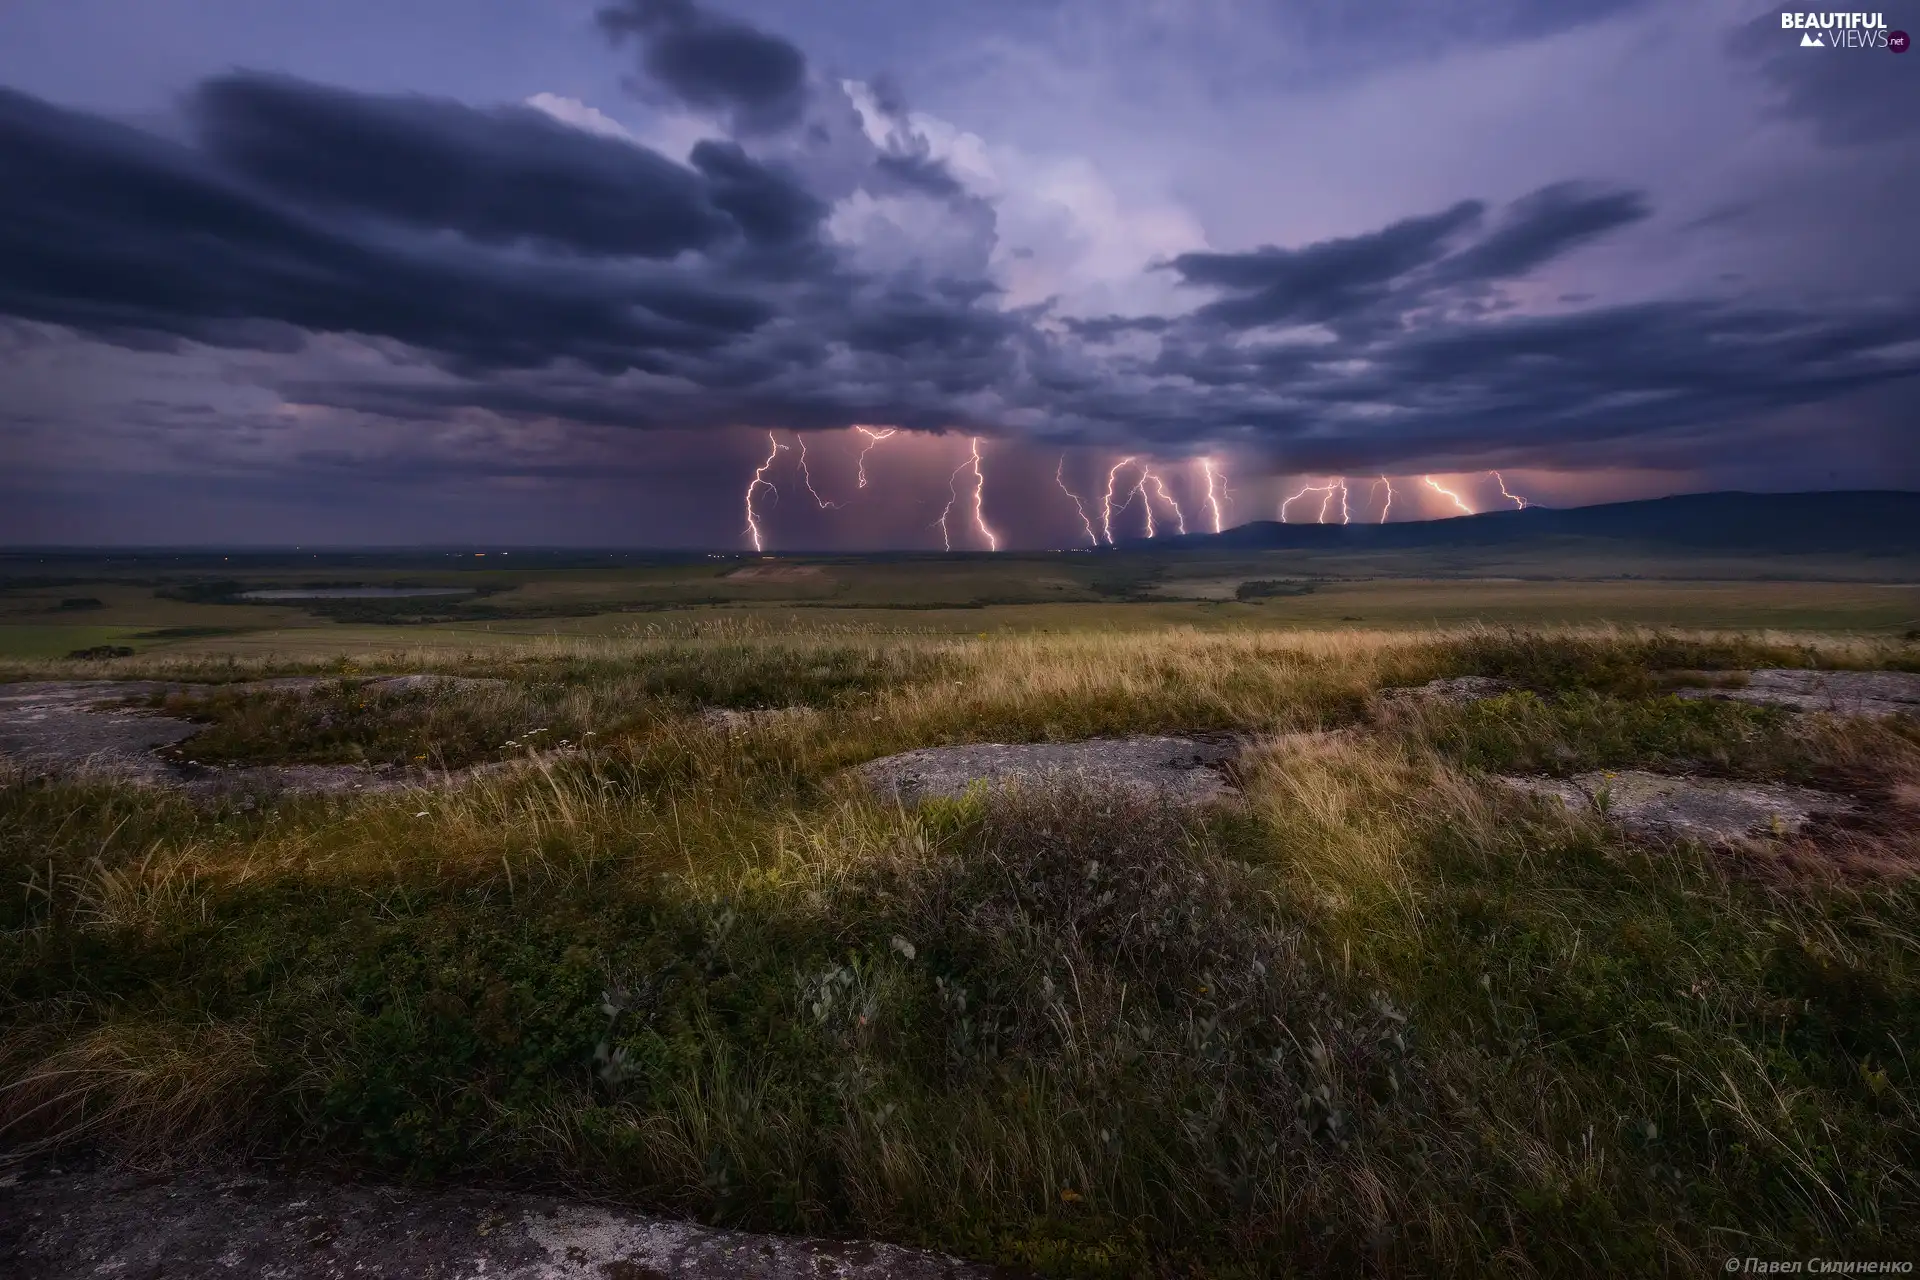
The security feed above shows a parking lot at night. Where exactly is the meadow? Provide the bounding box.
[3,551,1920,1275]
[3,544,1917,661]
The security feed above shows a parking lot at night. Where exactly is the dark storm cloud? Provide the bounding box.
[1429,182,1649,285]
[597,0,809,134]
[686,139,825,245]
[873,148,967,200]
[1728,10,1920,144]
[2,69,1917,482]
[1061,315,1172,341]
[284,281,1920,482]
[190,73,732,258]
[1169,200,1485,329]
[1168,183,1651,334]
[0,80,868,373]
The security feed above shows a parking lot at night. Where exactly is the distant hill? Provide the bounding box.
[1149,491,1920,557]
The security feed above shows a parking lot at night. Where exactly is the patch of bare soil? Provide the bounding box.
[860,735,1242,807]
[1675,669,1920,719]
[0,1155,1009,1280]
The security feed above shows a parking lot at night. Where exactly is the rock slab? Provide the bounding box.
[1501,769,1855,845]
[861,735,1240,807]
[0,678,516,797]
[0,681,196,784]
[1676,669,1920,719]
[0,1157,1008,1279]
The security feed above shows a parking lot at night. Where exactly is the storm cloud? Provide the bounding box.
[597,0,810,134]
[0,0,1916,547]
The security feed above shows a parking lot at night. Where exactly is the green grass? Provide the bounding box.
[3,627,1919,1275]
[152,645,953,768]
[6,549,1919,666]
[0,624,151,659]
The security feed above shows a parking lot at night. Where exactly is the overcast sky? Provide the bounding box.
[2,0,1916,549]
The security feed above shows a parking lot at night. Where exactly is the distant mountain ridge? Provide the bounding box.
[1148,491,1920,556]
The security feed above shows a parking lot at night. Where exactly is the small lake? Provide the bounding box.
[239,587,475,600]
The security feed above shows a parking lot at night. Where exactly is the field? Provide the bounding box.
[3,546,1918,662]
[3,550,1920,1275]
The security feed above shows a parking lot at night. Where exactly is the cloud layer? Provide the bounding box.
[1,0,1917,547]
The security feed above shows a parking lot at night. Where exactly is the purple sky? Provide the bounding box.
[2,0,1916,549]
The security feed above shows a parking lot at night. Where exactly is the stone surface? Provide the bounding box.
[859,735,1241,807]
[1500,769,1856,845]
[1379,676,1514,705]
[0,1157,1009,1280]
[0,681,197,785]
[1674,668,1920,719]
[0,678,518,797]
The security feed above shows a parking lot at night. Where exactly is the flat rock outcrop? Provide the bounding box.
[0,1157,1005,1280]
[1500,769,1856,845]
[860,735,1240,807]
[1675,669,1920,719]
[0,681,197,784]
[0,678,516,797]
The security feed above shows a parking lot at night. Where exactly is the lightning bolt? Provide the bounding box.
[852,425,895,489]
[1145,469,1186,535]
[1200,458,1226,534]
[1280,480,1323,523]
[935,462,963,551]
[936,437,998,551]
[1372,475,1394,523]
[968,437,998,551]
[1097,456,1185,542]
[1056,456,1098,546]
[1281,478,1349,523]
[794,433,841,509]
[1100,456,1136,545]
[1489,470,1530,509]
[1423,475,1475,516]
[743,431,786,552]
[1127,466,1157,538]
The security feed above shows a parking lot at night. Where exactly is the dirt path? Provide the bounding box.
[0,1156,1012,1279]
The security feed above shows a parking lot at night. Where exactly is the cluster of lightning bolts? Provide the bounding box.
[745,426,1231,552]
[1279,471,1530,523]
[1055,456,1230,546]
[745,425,912,552]
[742,426,1529,550]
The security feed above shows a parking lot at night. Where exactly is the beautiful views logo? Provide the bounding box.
[1779,11,1905,48]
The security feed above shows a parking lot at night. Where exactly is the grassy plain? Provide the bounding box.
[3,545,1917,662]
[3,550,1920,1275]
